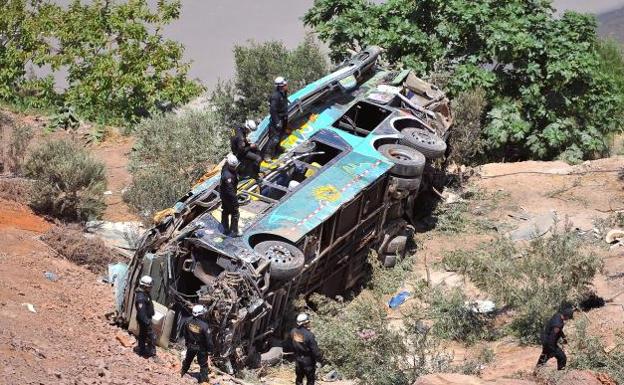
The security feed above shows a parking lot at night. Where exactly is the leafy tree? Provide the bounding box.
[50,0,203,125]
[304,0,624,162]
[213,36,328,121]
[0,0,57,108]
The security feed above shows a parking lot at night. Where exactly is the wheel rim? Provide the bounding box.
[408,128,438,146]
[266,245,294,265]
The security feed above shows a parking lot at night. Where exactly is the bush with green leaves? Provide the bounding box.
[24,140,106,221]
[426,286,494,344]
[441,227,602,343]
[567,318,624,384]
[306,293,452,385]
[448,88,488,165]
[304,0,624,161]
[124,109,228,220]
[210,36,328,121]
[0,0,202,125]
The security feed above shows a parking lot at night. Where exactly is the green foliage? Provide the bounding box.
[24,140,106,221]
[211,36,328,120]
[427,286,493,344]
[568,318,624,383]
[440,228,602,343]
[0,0,202,125]
[124,110,228,219]
[307,293,452,385]
[304,0,624,161]
[448,88,488,165]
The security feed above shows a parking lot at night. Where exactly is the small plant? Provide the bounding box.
[4,124,34,174]
[440,226,602,343]
[24,140,106,221]
[49,104,80,131]
[447,88,488,165]
[427,286,494,344]
[41,225,114,273]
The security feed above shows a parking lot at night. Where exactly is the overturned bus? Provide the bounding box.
[118,46,452,370]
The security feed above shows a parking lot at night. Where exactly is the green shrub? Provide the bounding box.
[440,227,602,343]
[568,318,624,383]
[306,293,452,385]
[427,286,493,344]
[212,36,328,120]
[24,140,106,221]
[124,109,228,220]
[448,88,488,165]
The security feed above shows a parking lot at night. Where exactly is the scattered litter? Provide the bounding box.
[324,370,342,382]
[605,229,624,244]
[465,300,496,314]
[108,263,128,312]
[103,190,113,195]
[388,290,410,309]
[43,271,59,282]
[115,331,134,347]
[509,210,556,241]
[442,191,463,204]
[22,303,36,313]
[357,329,377,341]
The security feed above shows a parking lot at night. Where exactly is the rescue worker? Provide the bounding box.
[230,119,262,177]
[181,305,214,383]
[536,307,574,370]
[289,313,322,385]
[135,275,156,358]
[265,76,289,159]
[220,154,240,236]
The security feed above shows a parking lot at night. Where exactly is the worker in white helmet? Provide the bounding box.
[220,154,241,236]
[181,304,214,382]
[135,275,156,357]
[265,76,290,159]
[289,312,323,385]
[230,119,262,177]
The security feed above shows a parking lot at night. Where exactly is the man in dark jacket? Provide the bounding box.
[289,313,322,385]
[230,119,262,177]
[181,305,214,383]
[220,154,240,236]
[536,307,574,370]
[265,76,289,159]
[135,275,156,358]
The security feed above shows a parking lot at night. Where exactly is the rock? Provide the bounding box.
[413,374,537,385]
[559,370,604,385]
[115,331,134,348]
[509,211,556,241]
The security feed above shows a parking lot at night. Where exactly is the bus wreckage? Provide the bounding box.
[118,46,453,371]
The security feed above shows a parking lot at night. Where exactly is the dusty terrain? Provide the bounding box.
[0,113,622,385]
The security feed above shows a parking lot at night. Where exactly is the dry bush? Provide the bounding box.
[447,88,488,166]
[41,226,114,273]
[24,139,106,221]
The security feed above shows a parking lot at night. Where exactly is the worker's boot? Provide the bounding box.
[230,212,240,237]
[221,213,230,235]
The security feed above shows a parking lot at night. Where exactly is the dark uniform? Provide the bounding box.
[290,325,322,385]
[265,88,289,158]
[181,316,214,382]
[536,312,567,370]
[135,289,155,357]
[230,126,261,176]
[220,166,239,235]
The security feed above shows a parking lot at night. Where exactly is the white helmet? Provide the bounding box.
[226,153,240,168]
[192,304,206,317]
[139,275,153,287]
[288,180,300,189]
[274,76,287,87]
[244,119,257,131]
[296,312,310,326]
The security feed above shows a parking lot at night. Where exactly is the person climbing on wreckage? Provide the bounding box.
[220,154,241,237]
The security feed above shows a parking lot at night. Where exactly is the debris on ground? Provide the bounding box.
[508,211,557,241]
[44,271,59,281]
[388,291,410,309]
[85,220,144,255]
[324,369,342,382]
[465,300,496,314]
[605,229,624,244]
[22,303,36,313]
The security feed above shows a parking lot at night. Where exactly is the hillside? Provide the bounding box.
[599,7,624,43]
